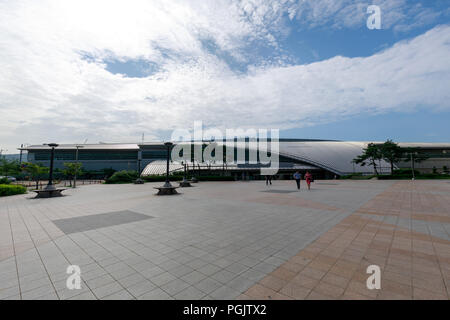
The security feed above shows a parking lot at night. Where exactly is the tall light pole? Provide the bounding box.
[163,142,173,188]
[154,142,178,195]
[134,149,144,184]
[33,142,66,198]
[410,152,416,180]
[179,160,192,187]
[74,145,83,188]
[19,144,23,164]
[44,143,58,191]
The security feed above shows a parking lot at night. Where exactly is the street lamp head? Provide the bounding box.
[46,143,59,148]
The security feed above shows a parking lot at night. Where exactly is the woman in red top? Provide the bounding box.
[305,171,313,190]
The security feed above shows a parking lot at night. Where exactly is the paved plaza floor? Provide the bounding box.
[0,180,449,300]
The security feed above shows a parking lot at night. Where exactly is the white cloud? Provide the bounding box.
[0,0,449,151]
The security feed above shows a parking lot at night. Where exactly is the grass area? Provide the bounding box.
[0,184,27,197]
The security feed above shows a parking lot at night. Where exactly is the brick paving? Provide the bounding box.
[0,179,448,300]
[241,181,450,300]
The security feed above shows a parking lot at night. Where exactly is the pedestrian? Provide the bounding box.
[305,171,313,190]
[265,175,272,185]
[293,171,301,190]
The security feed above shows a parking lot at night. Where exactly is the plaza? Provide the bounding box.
[0,179,449,300]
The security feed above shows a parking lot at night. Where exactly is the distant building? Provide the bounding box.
[20,140,450,179]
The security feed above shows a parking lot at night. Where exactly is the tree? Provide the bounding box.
[379,140,402,174]
[21,162,49,189]
[353,143,382,175]
[101,168,116,179]
[63,162,83,187]
[0,158,21,177]
[400,147,429,176]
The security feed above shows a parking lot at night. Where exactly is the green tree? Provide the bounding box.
[63,162,83,187]
[21,162,49,189]
[0,158,21,177]
[353,143,382,175]
[400,147,429,176]
[101,168,116,179]
[379,140,402,174]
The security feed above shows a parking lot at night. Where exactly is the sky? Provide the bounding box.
[1,0,450,153]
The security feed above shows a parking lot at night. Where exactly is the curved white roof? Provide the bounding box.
[278,141,387,175]
[183,140,390,175]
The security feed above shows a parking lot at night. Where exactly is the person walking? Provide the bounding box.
[265,175,272,186]
[305,171,313,190]
[293,171,301,190]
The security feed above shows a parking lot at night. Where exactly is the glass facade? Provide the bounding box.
[142,150,167,159]
[32,150,138,161]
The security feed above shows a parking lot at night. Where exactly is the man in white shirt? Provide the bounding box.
[293,171,302,190]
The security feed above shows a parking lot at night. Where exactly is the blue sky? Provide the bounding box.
[276,2,450,142]
[1,0,450,152]
[283,110,450,142]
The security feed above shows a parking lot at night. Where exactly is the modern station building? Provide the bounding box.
[21,140,450,179]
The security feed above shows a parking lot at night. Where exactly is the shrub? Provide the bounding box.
[105,170,139,184]
[378,173,450,180]
[0,184,27,197]
[416,173,450,179]
[0,177,10,184]
[102,168,117,179]
[378,174,411,180]
[392,168,419,176]
[340,173,375,180]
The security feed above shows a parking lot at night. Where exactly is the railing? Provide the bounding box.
[12,180,104,190]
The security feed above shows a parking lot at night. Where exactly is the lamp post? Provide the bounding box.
[154,142,179,195]
[32,143,65,198]
[74,145,83,188]
[134,150,144,184]
[44,143,59,191]
[190,159,199,183]
[179,160,192,187]
[19,144,25,164]
[163,142,173,188]
[410,152,416,180]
